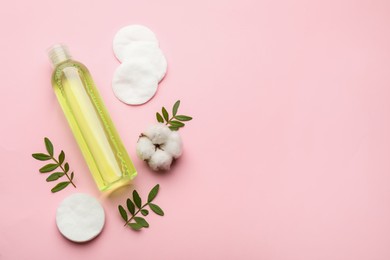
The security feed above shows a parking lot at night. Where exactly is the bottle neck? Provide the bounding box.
[47,44,72,66]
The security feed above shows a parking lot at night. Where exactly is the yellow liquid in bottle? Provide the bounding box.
[51,60,137,191]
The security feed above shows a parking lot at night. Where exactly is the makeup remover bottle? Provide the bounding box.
[47,44,137,191]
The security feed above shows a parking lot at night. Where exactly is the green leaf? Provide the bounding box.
[134,217,149,228]
[70,172,74,180]
[141,209,149,216]
[156,112,164,123]
[51,181,70,193]
[126,198,135,215]
[44,137,54,156]
[128,223,143,230]
[148,184,159,203]
[64,163,69,173]
[55,171,65,177]
[175,115,192,121]
[118,205,128,222]
[46,172,63,182]
[39,163,59,173]
[172,100,180,116]
[162,107,169,122]
[169,126,179,131]
[170,121,185,127]
[133,190,142,209]
[149,203,164,216]
[58,150,65,164]
[32,153,51,161]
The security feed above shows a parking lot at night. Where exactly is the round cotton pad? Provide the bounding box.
[121,42,167,82]
[113,24,159,62]
[112,61,159,105]
[56,193,105,243]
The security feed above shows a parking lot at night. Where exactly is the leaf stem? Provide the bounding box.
[124,202,149,226]
[51,156,76,188]
[165,116,175,125]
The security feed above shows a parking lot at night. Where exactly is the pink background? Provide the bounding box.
[1,0,390,259]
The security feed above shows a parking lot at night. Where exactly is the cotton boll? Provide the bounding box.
[161,131,182,159]
[137,123,185,171]
[143,123,171,145]
[136,136,156,160]
[148,149,173,171]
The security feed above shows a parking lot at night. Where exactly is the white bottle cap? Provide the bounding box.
[47,44,72,66]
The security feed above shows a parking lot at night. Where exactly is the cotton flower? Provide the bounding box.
[160,131,182,159]
[148,149,173,171]
[143,123,172,145]
[136,123,183,171]
[136,136,155,160]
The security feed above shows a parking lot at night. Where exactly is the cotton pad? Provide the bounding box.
[113,24,159,62]
[112,61,158,105]
[121,42,167,82]
[56,193,105,243]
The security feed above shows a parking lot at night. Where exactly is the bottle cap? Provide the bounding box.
[47,44,71,66]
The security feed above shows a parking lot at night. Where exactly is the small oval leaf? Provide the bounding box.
[134,217,149,228]
[172,100,180,116]
[149,203,164,216]
[46,172,61,182]
[128,223,143,231]
[44,137,54,156]
[39,163,59,173]
[156,112,164,123]
[170,121,185,127]
[58,150,65,164]
[133,190,142,209]
[126,198,135,215]
[51,181,70,193]
[70,172,74,180]
[162,107,169,122]
[55,172,65,178]
[175,115,192,121]
[118,205,128,222]
[169,126,179,131]
[141,209,149,216]
[148,184,159,203]
[64,163,69,173]
[32,153,51,161]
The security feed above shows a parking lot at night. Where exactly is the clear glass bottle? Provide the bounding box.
[47,44,137,191]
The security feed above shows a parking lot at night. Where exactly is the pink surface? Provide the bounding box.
[1,0,390,259]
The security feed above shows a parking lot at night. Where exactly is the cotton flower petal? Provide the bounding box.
[136,136,156,160]
[161,131,182,159]
[148,148,173,171]
[143,123,171,145]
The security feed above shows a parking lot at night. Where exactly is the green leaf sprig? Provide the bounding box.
[118,184,164,231]
[32,137,76,193]
[156,100,193,131]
